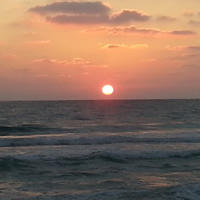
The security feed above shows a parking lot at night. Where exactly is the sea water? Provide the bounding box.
[0,99,200,200]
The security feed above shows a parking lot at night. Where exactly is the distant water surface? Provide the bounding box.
[0,99,200,199]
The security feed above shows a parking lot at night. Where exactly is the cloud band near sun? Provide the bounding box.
[91,26,197,36]
[29,1,150,25]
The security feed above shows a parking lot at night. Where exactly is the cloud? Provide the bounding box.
[92,26,197,36]
[166,45,200,62]
[189,20,200,25]
[30,1,110,25]
[94,26,161,35]
[32,59,68,65]
[32,58,108,69]
[47,14,109,24]
[156,15,176,22]
[32,58,89,66]
[102,44,121,49]
[102,43,148,49]
[185,46,200,51]
[170,30,196,35]
[29,1,150,25]
[110,9,150,24]
[29,1,111,15]
[167,45,200,51]
[183,11,194,17]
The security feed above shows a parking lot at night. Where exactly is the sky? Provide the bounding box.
[1,0,200,100]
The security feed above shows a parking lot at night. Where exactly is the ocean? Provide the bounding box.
[0,99,200,200]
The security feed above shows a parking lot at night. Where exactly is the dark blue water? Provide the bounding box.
[0,99,200,199]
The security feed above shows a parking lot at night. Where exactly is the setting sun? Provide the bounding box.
[102,85,114,95]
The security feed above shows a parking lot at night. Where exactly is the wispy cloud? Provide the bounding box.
[183,11,194,17]
[156,15,176,22]
[102,43,148,49]
[92,26,197,36]
[170,30,196,36]
[32,58,108,69]
[189,20,200,25]
[167,45,200,51]
[166,45,200,63]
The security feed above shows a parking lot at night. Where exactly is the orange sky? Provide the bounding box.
[1,0,200,100]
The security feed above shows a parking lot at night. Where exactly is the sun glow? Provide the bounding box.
[102,85,114,95]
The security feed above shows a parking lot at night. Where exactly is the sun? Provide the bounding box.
[102,85,114,95]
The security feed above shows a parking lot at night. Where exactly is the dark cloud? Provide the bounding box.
[29,1,111,15]
[170,30,196,35]
[29,1,150,25]
[156,15,176,22]
[110,10,150,24]
[47,14,109,24]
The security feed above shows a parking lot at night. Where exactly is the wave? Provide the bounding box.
[0,157,31,172]
[0,124,79,136]
[38,183,200,200]
[2,146,200,162]
[0,124,148,136]
[95,149,200,160]
[0,132,200,147]
[153,184,200,200]
[0,125,55,136]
